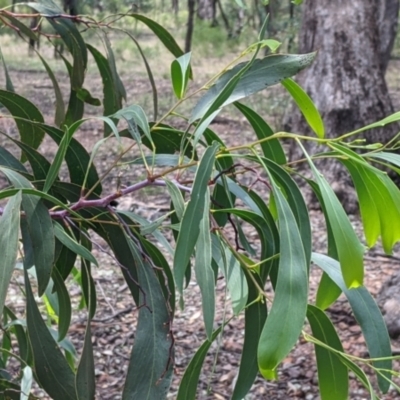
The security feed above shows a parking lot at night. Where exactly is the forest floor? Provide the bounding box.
[1,52,400,399]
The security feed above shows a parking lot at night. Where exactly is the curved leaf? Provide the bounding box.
[312,253,392,393]
[176,325,224,400]
[122,241,173,399]
[0,192,21,316]
[25,270,77,400]
[281,78,324,138]
[234,102,286,164]
[307,305,348,400]
[174,142,219,293]
[232,277,267,400]
[0,90,44,156]
[191,52,316,122]
[258,174,308,379]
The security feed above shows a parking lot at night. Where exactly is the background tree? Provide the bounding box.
[284,0,399,208]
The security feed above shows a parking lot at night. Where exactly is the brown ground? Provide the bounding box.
[1,59,400,400]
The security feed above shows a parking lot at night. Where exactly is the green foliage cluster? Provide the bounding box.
[0,1,400,399]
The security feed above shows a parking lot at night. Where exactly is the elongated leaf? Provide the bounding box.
[0,46,14,92]
[312,253,392,393]
[234,102,286,164]
[112,105,152,144]
[307,305,348,400]
[87,44,122,136]
[0,91,44,155]
[61,56,84,126]
[174,142,219,293]
[75,260,95,400]
[21,366,33,400]
[41,123,102,195]
[122,239,173,399]
[346,111,400,136]
[281,78,324,138]
[11,138,51,181]
[53,222,98,266]
[171,52,191,99]
[139,238,176,314]
[258,174,308,379]
[0,192,21,316]
[129,14,186,60]
[52,267,71,341]
[0,146,28,174]
[176,325,224,400]
[303,149,365,288]
[75,317,95,400]
[232,276,267,400]
[211,235,248,315]
[37,52,65,126]
[191,53,316,122]
[194,190,214,339]
[25,270,77,400]
[43,127,75,193]
[1,168,54,295]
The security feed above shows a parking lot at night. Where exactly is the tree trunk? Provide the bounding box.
[285,0,399,211]
[185,0,196,53]
[172,0,179,14]
[197,0,215,20]
[378,0,400,73]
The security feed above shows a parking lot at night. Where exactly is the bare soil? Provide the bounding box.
[1,62,400,400]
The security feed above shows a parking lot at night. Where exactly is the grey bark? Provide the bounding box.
[197,0,215,20]
[378,0,400,73]
[284,0,399,211]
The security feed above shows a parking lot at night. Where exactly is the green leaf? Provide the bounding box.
[76,88,101,106]
[176,325,224,400]
[312,253,392,393]
[258,174,308,379]
[1,168,54,295]
[171,52,191,99]
[232,276,267,400]
[129,13,187,60]
[316,273,341,310]
[211,235,248,315]
[37,52,65,126]
[0,146,28,174]
[346,111,400,136]
[0,91,44,157]
[87,44,121,135]
[75,316,95,400]
[281,78,324,138]
[53,222,98,267]
[42,123,102,195]
[61,56,84,126]
[51,267,71,342]
[174,142,219,293]
[26,1,87,90]
[122,240,173,399]
[165,180,185,220]
[75,260,95,400]
[112,105,152,145]
[303,149,365,288]
[342,160,400,252]
[25,270,77,400]
[234,102,286,164]
[43,127,75,193]
[191,53,316,122]
[0,192,21,316]
[307,305,348,400]
[21,366,33,400]
[10,138,51,181]
[194,189,214,339]
[0,46,14,92]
